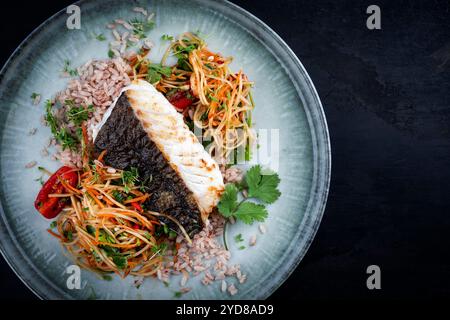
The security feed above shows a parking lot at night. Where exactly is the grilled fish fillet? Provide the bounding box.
[93,79,224,236]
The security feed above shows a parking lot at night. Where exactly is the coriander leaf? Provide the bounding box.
[94,33,106,41]
[50,221,57,229]
[245,165,281,204]
[129,17,155,39]
[217,184,239,217]
[86,225,96,235]
[112,255,127,269]
[63,60,78,76]
[161,34,174,41]
[112,190,126,203]
[146,63,172,83]
[102,274,113,281]
[233,202,268,225]
[31,92,40,99]
[108,49,115,58]
[234,233,243,243]
[64,230,73,241]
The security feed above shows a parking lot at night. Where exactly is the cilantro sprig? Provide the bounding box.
[63,60,78,76]
[129,17,155,40]
[217,165,280,225]
[146,63,172,83]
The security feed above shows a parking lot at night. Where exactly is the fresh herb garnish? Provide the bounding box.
[129,17,155,39]
[161,34,174,41]
[63,60,78,76]
[99,244,127,269]
[102,274,113,281]
[64,230,73,241]
[108,49,115,58]
[35,176,45,185]
[122,167,139,193]
[217,165,280,224]
[94,33,106,41]
[112,255,127,269]
[45,100,58,135]
[56,127,78,151]
[174,291,183,298]
[86,225,96,235]
[50,221,57,229]
[112,190,126,203]
[66,100,93,126]
[45,100,79,151]
[168,230,177,239]
[146,63,172,83]
[31,92,40,100]
[151,242,168,255]
[234,233,244,243]
[245,165,281,204]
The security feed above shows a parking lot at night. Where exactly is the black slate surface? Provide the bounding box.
[0,0,449,300]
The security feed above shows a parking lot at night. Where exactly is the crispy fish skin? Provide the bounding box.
[94,80,224,235]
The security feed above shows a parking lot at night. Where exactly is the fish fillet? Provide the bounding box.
[93,79,224,236]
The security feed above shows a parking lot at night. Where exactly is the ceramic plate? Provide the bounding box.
[0,0,330,299]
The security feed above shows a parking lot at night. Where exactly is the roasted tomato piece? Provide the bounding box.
[167,90,195,111]
[34,166,78,219]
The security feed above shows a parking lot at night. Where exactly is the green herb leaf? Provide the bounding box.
[45,100,58,136]
[112,190,126,203]
[108,49,115,58]
[146,64,172,84]
[63,60,78,76]
[55,127,78,151]
[112,255,127,269]
[161,34,174,41]
[31,92,40,100]
[64,230,73,241]
[122,167,139,193]
[234,233,243,243]
[94,33,106,41]
[102,274,113,281]
[151,243,168,254]
[50,221,57,229]
[168,230,177,239]
[245,165,281,204]
[217,184,239,217]
[129,17,155,39]
[66,101,93,126]
[86,225,96,235]
[233,202,268,225]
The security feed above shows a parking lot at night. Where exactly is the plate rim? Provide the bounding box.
[0,0,331,300]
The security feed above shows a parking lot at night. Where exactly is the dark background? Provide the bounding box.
[1,0,449,300]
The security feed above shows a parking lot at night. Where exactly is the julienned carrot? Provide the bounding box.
[97,150,107,162]
[47,229,63,240]
[60,179,82,195]
[87,190,104,208]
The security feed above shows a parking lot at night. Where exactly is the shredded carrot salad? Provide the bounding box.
[128,32,255,163]
[48,149,191,278]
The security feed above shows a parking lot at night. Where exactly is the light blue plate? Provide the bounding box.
[0,0,330,299]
